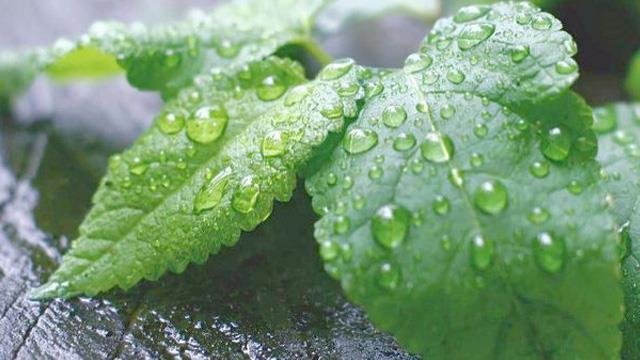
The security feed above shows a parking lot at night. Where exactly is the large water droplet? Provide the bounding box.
[232,175,260,214]
[157,111,185,134]
[447,69,466,84]
[508,45,530,63]
[378,262,400,290]
[453,5,491,23]
[186,105,228,144]
[470,235,493,271]
[458,23,495,50]
[372,204,411,249]
[404,53,433,73]
[194,167,232,213]
[421,132,455,163]
[533,232,565,273]
[541,127,571,161]
[555,59,577,75]
[383,105,407,128]
[261,130,288,157]
[343,128,378,154]
[257,75,287,101]
[320,58,355,80]
[474,180,508,215]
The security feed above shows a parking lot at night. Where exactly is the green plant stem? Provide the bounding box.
[300,38,334,67]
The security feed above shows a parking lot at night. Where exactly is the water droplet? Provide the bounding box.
[284,84,311,106]
[470,235,493,271]
[516,13,532,25]
[334,216,351,234]
[555,59,577,75]
[372,204,411,249]
[257,75,287,101]
[528,207,550,224]
[216,39,241,58]
[453,5,491,23]
[157,111,185,134]
[343,128,378,154]
[320,58,355,80]
[261,130,288,157]
[433,196,450,215]
[368,166,383,179]
[531,14,552,30]
[470,153,484,167]
[446,69,466,84]
[508,45,530,63]
[232,176,260,214]
[378,262,400,290]
[337,82,360,97]
[421,132,455,163]
[533,232,565,273]
[458,23,496,50]
[319,240,340,261]
[194,167,232,213]
[474,123,488,138]
[592,107,617,134]
[541,127,571,161]
[382,105,407,128]
[614,130,634,145]
[448,168,465,188]
[404,53,433,73]
[320,103,344,119]
[563,39,578,56]
[474,180,508,215]
[529,161,550,178]
[187,105,229,144]
[393,133,417,151]
[364,81,384,98]
[440,104,456,119]
[416,102,429,113]
[129,157,148,176]
[567,180,583,194]
[327,173,338,186]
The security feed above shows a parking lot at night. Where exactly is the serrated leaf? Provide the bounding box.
[306,2,622,358]
[0,0,330,99]
[627,51,640,101]
[593,103,640,359]
[31,56,365,299]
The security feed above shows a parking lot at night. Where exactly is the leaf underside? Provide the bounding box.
[307,3,622,358]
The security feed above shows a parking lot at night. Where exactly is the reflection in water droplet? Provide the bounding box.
[334,216,351,234]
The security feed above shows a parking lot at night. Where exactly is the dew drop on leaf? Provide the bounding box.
[555,59,578,75]
[232,176,260,214]
[257,75,287,101]
[470,152,484,167]
[320,103,345,119]
[421,132,455,163]
[447,69,466,84]
[404,53,432,73]
[531,14,552,30]
[157,111,185,134]
[470,235,494,271]
[216,39,241,58]
[474,123,488,138]
[453,5,491,23]
[186,105,228,144]
[541,126,571,161]
[440,104,456,119]
[528,207,550,224]
[194,167,232,214]
[368,165,383,179]
[567,180,583,195]
[393,133,417,151]
[432,195,450,215]
[458,23,496,50]
[343,128,378,154]
[319,58,355,80]
[261,130,288,157]
[334,216,351,234]
[529,160,550,178]
[284,84,311,106]
[319,240,340,261]
[129,157,148,176]
[592,107,617,134]
[533,232,566,273]
[382,105,408,128]
[508,45,530,63]
[378,262,400,290]
[371,204,411,249]
[473,180,508,215]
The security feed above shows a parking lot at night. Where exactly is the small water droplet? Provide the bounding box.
[257,75,287,101]
[448,168,465,188]
[261,130,288,157]
[529,161,550,178]
[337,82,360,97]
[533,232,565,273]
[368,166,383,179]
[186,105,228,144]
[474,123,488,138]
[319,240,340,261]
[433,195,450,215]
[364,81,384,98]
[474,180,508,215]
[372,204,411,249]
[555,59,577,74]
[232,176,260,214]
[320,103,344,119]
[343,128,378,154]
[129,157,148,176]
[458,23,496,50]
[393,133,416,151]
[284,84,311,106]
[320,58,355,80]
[592,107,617,134]
[440,104,456,119]
[470,153,484,167]
[531,14,552,30]
[508,45,530,63]
[378,262,400,290]
[327,173,338,186]
[567,180,583,194]
[528,207,550,223]
[446,69,466,84]
[157,111,185,134]
[334,216,351,234]
[404,53,433,73]
[541,127,571,161]
[383,105,408,128]
[216,39,241,58]
[470,235,493,271]
[453,5,491,23]
[194,167,232,213]
[421,132,455,163]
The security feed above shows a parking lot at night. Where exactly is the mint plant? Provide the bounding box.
[1,0,639,358]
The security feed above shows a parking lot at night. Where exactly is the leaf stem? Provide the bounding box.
[300,38,334,67]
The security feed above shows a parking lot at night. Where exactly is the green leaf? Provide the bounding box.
[306,2,622,358]
[627,51,640,101]
[31,56,364,299]
[315,0,440,34]
[593,103,640,359]
[0,0,330,98]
